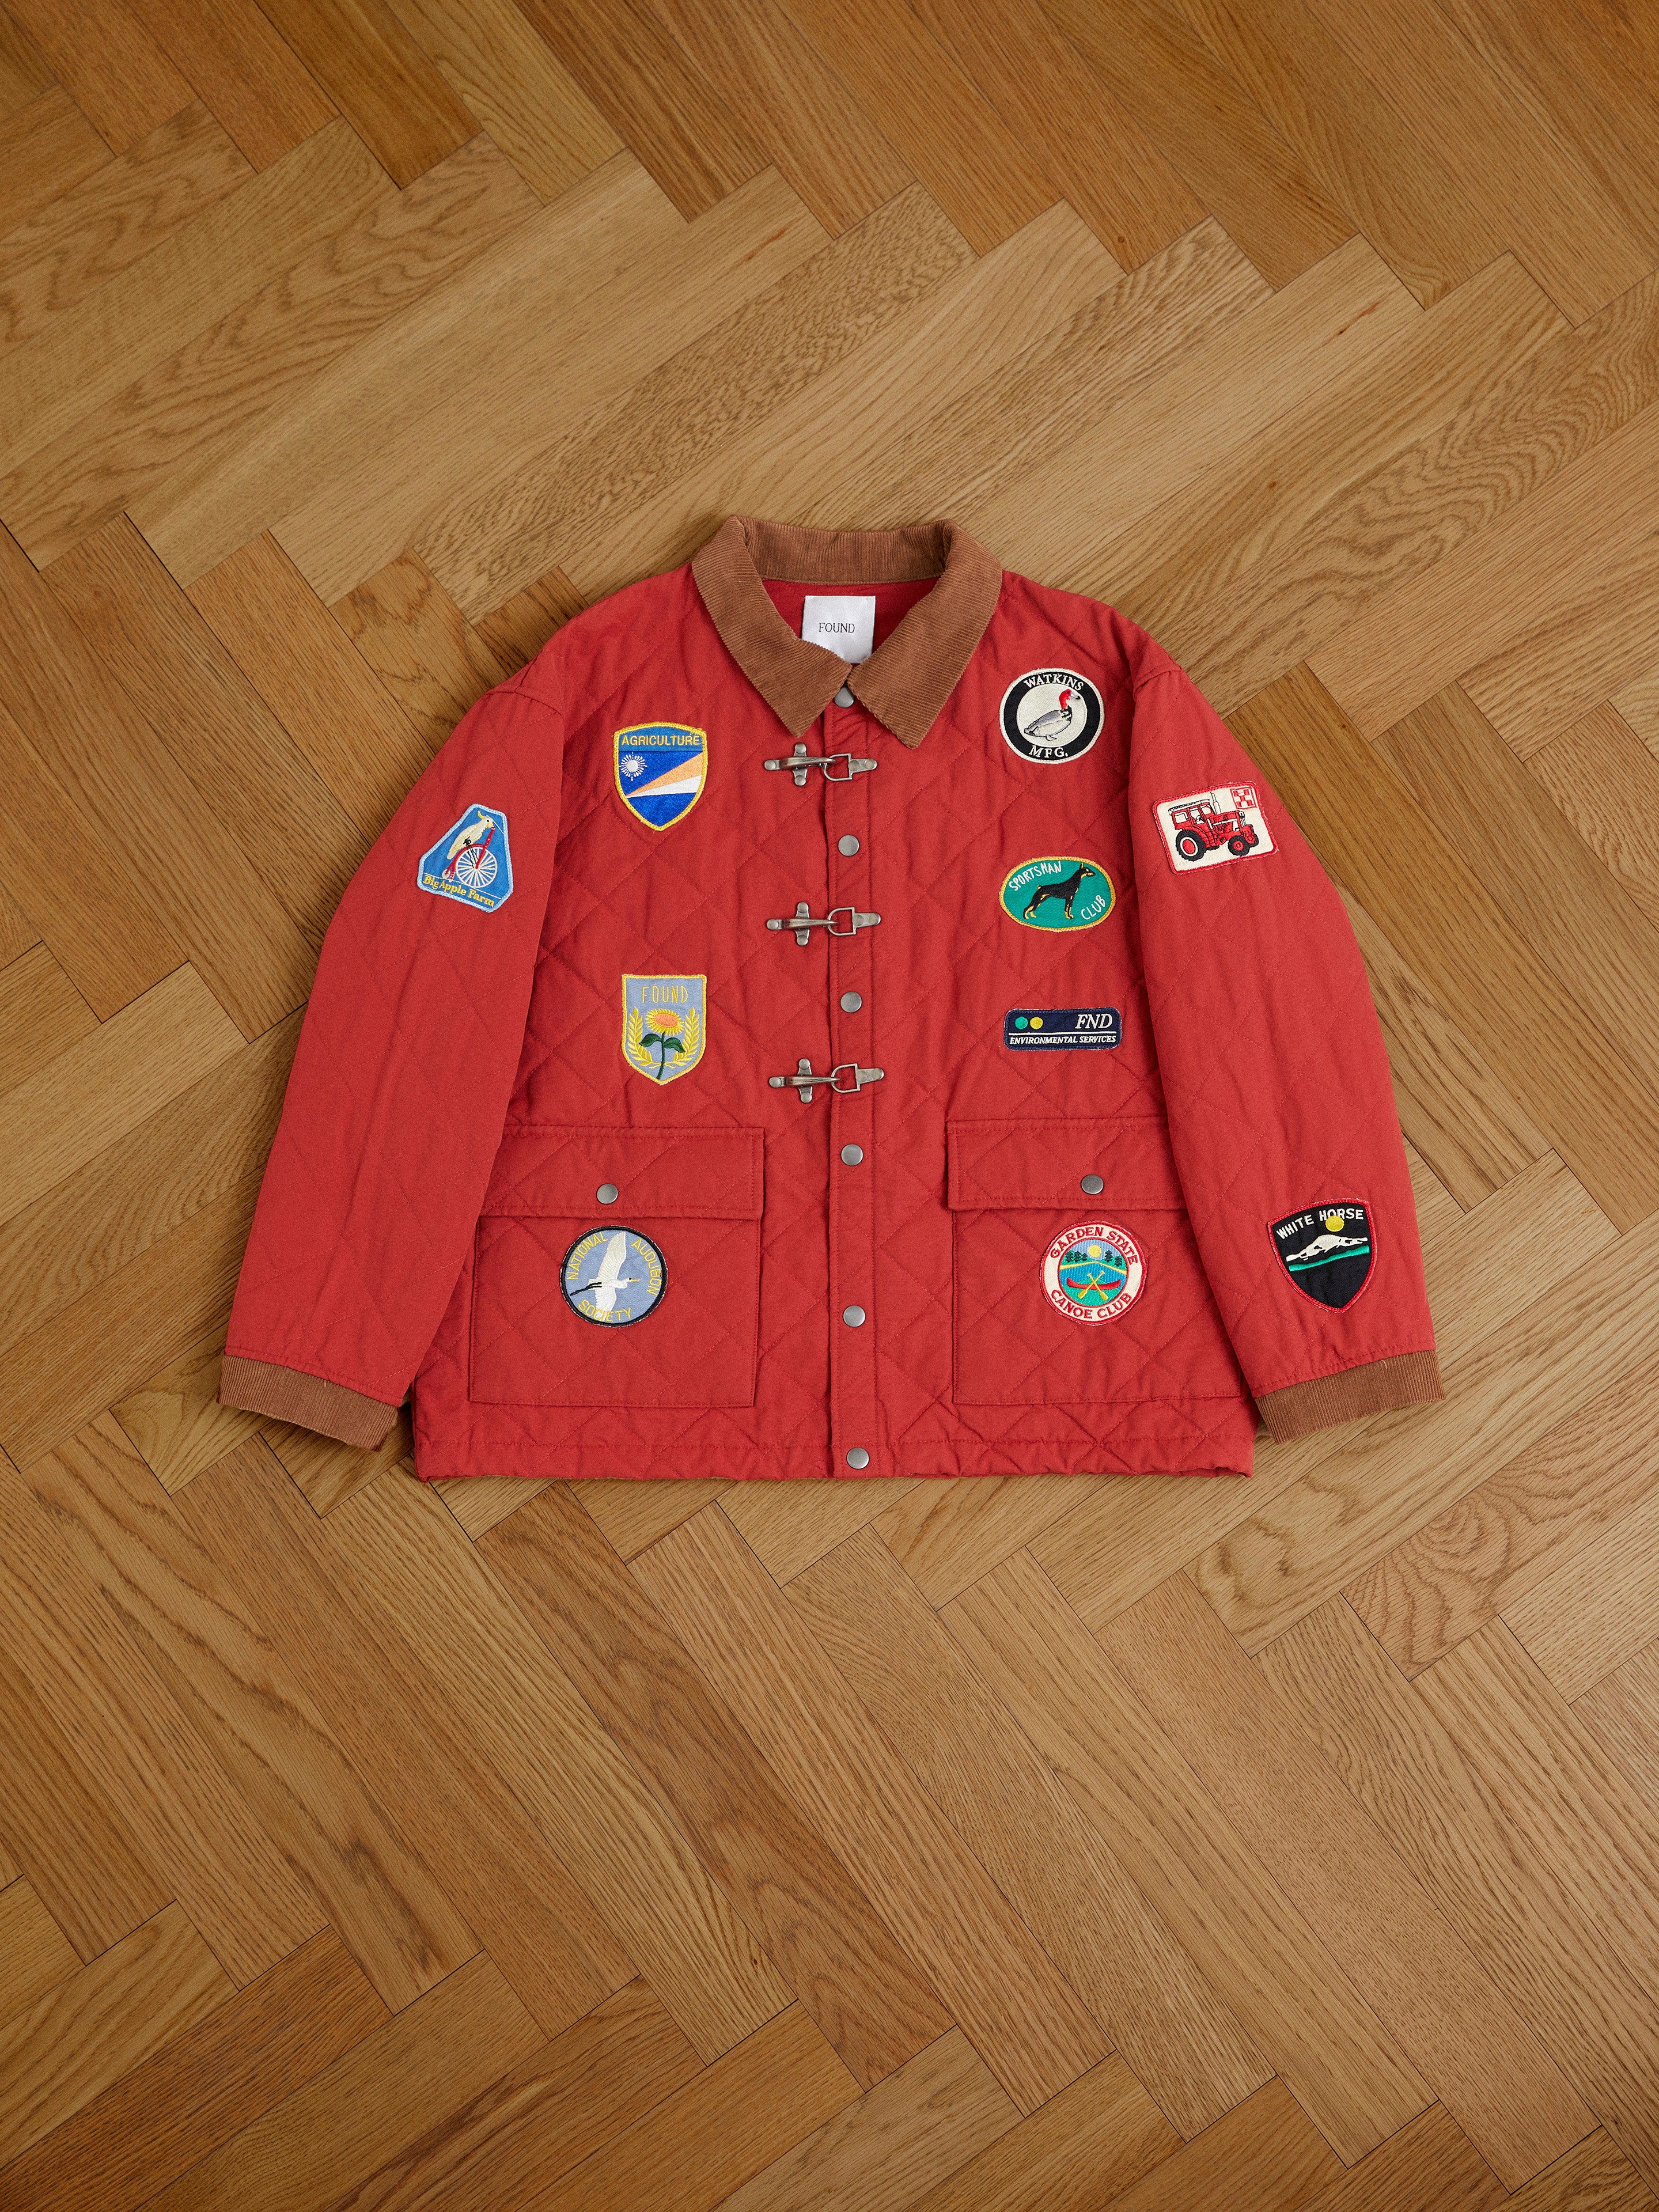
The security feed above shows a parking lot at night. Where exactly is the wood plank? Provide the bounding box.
[1259,1598,1659,2189]
[1503,1482,1659,1700]
[0,1449,322,1986]
[726,1472,919,1587]
[181,1440,634,2039]
[0,965,240,1225]
[0,87,108,275]
[28,1419,481,2010]
[47,515,368,949]
[902,2052,1179,2212]
[941,1551,1434,2163]
[471,563,583,675]
[515,0,764,219]
[0,881,35,969]
[1296,2103,1505,2212]
[0,1879,79,2027]
[1465,549,1659,760]
[1528,705,1659,933]
[1577,1644,1659,1817]
[139,1952,544,2212]
[645,0,912,238]
[1613,658,1659,760]
[715,2031,1014,2212]
[0,942,94,1100]
[479,1484,952,2089]
[570,1475,731,1559]
[1423,1152,1613,1368]
[0,10,53,118]
[0,1902,229,2165]
[0,695,183,1019]
[0,1931,385,2212]
[261,1410,414,1518]
[0,115,393,478]
[432,1468,552,1537]
[1097,1572,1592,2184]
[875,1471,1111,1611]
[1502,2134,1659,2212]
[113,1333,270,1494]
[1346,1344,1659,1676]
[4,131,537,571]
[1038,2076,1336,2212]
[332,548,507,749]
[321,1467,795,2061]
[253,0,475,187]
[0,103,249,346]
[188,533,431,842]
[120,0,334,169]
[789,1526,1271,2138]
[635,1505,1115,2116]
[3,0,190,151]
[1229,666,1659,1226]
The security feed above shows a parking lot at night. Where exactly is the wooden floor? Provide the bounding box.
[3,0,1659,2205]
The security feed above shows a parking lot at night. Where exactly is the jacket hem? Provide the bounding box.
[219,1356,400,1449]
[1255,1349,1444,1442]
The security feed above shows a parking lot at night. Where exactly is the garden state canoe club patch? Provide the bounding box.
[561,1226,666,1326]
[999,856,1114,931]
[1154,783,1276,874]
[1270,1202,1373,1310]
[615,722,707,829]
[622,974,706,1084]
[1000,668,1103,764]
[1043,1222,1144,1324]
[416,803,513,911]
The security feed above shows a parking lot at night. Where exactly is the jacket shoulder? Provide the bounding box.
[510,563,697,703]
[996,567,1181,695]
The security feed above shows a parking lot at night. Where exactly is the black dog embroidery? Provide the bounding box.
[1022,861,1100,922]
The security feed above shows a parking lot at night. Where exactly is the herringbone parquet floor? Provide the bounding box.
[3,1,1659,2206]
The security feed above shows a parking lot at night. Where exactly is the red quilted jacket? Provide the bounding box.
[220,516,1442,1482]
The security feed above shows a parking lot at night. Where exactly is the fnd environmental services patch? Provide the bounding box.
[561,1226,666,1326]
[1153,783,1275,874]
[615,722,707,830]
[622,974,706,1084]
[1270,1202,1373,1310]
[1043,1221,1144,1324]
[999,856,1114,931]
[416,803,513,911]
[1005,1006,1121,1051]
[999,668,1103,765]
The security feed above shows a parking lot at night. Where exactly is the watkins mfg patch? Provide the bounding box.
[561,1227,666,1326]
[1154,783,1275,874]
[1043,1221,1144,1324]
[1270,1202,1373,1310]
[416,803,513,911]
[615,722,707,830]
[1000,856,1113,931]
[622,974,706,1084]
[1000,668,1103,765]
[1005,1006,1121,1051]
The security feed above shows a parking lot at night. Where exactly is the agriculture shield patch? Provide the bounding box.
[1270,1202,1373,1309]
[622,974,706,1084]
[615,722,707,829]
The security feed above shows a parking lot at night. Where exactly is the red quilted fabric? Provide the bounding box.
[220,517,1440,1480]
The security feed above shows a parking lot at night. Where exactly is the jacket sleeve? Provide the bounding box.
[218,672,564,1447]
[1127,663,1442,1442]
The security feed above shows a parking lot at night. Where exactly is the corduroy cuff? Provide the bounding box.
[1256,1350,1444,1443]
[218,1356,399,1449]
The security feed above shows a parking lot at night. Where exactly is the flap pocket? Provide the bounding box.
[483,1124,763,1219]
[947,1117,1186,1211]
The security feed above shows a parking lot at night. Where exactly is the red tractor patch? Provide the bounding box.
[1166,787,1262,863]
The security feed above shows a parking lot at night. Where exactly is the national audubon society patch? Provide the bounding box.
[417,803,513,911]
[1270,1202,1373,1310]
[1000,668,1103,764]
[562,1226,666,1325]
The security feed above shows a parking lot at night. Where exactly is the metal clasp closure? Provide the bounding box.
[768,1059,886,1104]
[763,743,879,787]
[767,902,881,946]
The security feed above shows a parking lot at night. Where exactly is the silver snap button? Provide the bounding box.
[838,834,859,855]
[840,991,862,1012]
[846,1447,870,1469]
[1081,1174,1104,1195]
[597,1182,619,1204]
[840,1144,863,1165]
[842,1305,866,1327]
[834,684,855,707]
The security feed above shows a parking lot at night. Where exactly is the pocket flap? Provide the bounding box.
[483,1125,763,1219]
[947,1118,1186,1211]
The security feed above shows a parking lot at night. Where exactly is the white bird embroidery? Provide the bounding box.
[571,1232,645,1313]
[446,815,492,866]
[1020,687,1076,748]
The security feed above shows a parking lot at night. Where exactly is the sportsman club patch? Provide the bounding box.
[1005,1006,1120,1051]
[1270,1202,1373,1310]
[1154,783,1276,873]
[562,1226,666,1326]
[416,803,513,911]
[622,974,705,1084]
[1001,668,1103,764]
[1000,856,1113,931]
[1043,1221,1144,1324]
[615,722,707,829]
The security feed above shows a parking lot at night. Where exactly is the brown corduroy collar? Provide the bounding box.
[690,516,1003,748]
